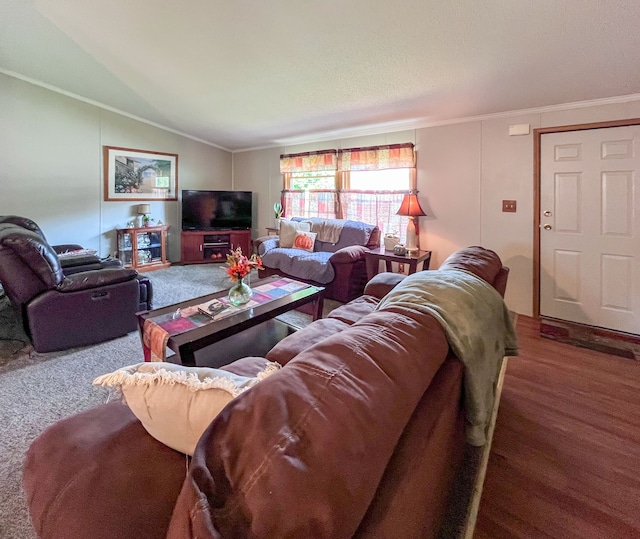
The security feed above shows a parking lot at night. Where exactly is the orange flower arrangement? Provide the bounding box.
[225,246,263,281]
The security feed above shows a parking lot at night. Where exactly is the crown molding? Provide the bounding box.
[0,68,231,152]
[4,68,640,155]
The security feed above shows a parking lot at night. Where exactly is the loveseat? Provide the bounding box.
[22,246,517,539]
[255,217,380,302]
[0,222,153,352]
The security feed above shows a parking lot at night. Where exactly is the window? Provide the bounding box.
[280,151,338,219]
[340,169,411,240]
[280,144,416,240]
[348,169,411,190]
[282,189,338,219]
[289,171,336,190]
[283,171,338,218]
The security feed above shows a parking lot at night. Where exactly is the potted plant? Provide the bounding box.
[273,202,283,229]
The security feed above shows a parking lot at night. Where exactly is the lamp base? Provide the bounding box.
[405,218,420,253]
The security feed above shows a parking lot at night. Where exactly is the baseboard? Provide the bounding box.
[462,356,509,539]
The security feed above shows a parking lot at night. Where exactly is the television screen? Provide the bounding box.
[181,190,252,230]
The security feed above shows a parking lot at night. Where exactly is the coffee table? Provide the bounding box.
[136,276,324,367]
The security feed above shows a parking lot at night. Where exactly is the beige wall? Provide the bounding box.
[4,70,639,314]
[233,99,640,316]
[0,74,232,261]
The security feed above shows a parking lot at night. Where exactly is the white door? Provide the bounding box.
[540,126,640,335]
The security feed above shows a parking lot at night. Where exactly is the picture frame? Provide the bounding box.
[103,146,178,201]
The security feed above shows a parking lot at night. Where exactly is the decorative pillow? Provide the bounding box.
[293,231,317,252]
[93,361,280,455]
[279,219,311,248]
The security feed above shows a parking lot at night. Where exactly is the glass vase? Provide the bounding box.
[228,276,253,306]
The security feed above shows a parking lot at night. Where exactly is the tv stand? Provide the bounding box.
[181,229,252,264]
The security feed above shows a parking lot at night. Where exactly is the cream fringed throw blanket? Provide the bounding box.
[377,269,518,446]
[308,219,345,244]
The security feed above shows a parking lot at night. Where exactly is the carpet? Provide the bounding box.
[0,265,338,539]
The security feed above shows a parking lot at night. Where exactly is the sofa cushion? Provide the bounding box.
[266,317,351,365]
[279,220,311,248]
[266,296,379,365]
[261,248,335,283]
[293,217,376,253]
[93,361,280,455]
[327,295,380,324]
[167,306,451,538]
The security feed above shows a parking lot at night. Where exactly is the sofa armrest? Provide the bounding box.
[256,236,279,255]
[57,268,139,293]
[328,245,369,265]
[23,401,186,539]
[364,272,407,299]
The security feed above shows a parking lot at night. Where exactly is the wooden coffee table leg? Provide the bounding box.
[312,295,324,321]
[177,344,196,367]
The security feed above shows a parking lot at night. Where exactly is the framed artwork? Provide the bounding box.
[103,146,178,201]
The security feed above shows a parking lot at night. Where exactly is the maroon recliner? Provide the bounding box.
[0,223,150,353]
[0,215,121,275]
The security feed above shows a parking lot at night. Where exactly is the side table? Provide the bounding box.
[365,247,432,280]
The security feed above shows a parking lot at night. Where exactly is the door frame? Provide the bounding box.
[532,117,640,318]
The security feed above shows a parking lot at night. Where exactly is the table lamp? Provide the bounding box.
[396,191,426,253]
[137,204,151,227]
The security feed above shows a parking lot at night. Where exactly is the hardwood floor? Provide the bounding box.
[474,315,640,539]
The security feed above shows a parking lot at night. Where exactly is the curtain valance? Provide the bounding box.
[337,143,415,171]
[279,150,337,173]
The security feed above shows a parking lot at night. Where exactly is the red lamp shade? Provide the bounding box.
[396,193,426,217]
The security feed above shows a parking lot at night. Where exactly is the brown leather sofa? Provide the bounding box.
[22,246,512,539]
[0,222,152,353]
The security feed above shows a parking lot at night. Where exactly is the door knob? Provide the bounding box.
[543,224,552,230]
[543,210,552,216]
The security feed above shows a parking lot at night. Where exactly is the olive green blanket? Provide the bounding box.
[377,269,518,446]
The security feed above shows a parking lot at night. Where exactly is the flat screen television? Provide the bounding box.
[181,190,252,231]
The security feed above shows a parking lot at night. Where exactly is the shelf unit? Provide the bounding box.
[181,229,252,264]
[116,225,170,272]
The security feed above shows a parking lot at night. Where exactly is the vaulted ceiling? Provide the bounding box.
[2,0,640,151]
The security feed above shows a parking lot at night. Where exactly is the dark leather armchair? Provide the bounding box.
[0,223,148,353]
[0,215,121,275]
